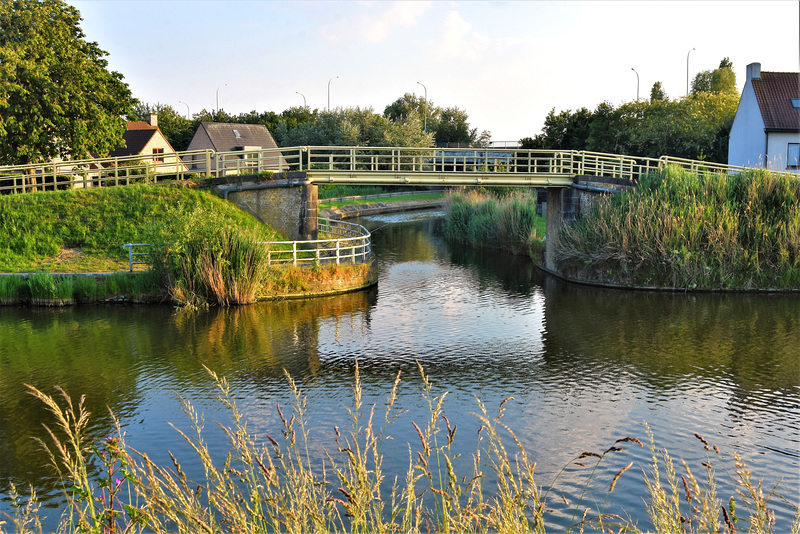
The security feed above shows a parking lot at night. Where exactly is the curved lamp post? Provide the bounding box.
[686,47,695,95]
[296,91,307,108]
[417,81,427,133]
[178,101,190,119]
[631,68,640,101]
[216,83,227,115]
[327,76,339,111]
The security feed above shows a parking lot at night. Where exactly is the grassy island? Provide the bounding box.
[442,167,799,291]
[0,185,374,307]
[557,167,799,290]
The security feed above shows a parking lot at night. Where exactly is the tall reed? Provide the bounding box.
[443,190,543,256]
[557,167,800,289]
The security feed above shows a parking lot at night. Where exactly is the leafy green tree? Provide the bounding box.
[282,107,433,147]
[650,81,667,102]
[692,58,737,95]
[0,0,135,165]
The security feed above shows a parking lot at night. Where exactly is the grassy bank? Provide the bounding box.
[0,185,376,307]
[0,185,274,273]
[7,365,798,533]
[557,167,800,290]
[442,190,546,257]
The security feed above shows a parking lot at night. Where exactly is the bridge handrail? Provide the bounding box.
[121,218,372,272]
[2,146,796,195]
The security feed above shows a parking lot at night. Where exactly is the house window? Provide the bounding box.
[788,143,800,169]
[233,129,241,139]
[791,98,800,109]
[152,148,164,163]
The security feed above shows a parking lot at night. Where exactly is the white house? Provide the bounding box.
[107,114,187,173]
[728,63,800,172]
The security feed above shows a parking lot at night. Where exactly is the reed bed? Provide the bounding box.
[4,364,797,534]
[145,207,275,308]
[0,271,164,306]
[443,190,545,257]
[556,167,800,290]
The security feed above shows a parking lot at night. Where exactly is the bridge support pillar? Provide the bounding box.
[300,183,318,241]
[545,187,563,271]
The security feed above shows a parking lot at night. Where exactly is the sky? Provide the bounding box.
[69,0,800,143]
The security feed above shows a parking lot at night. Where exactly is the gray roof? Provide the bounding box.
[187,122,278,152]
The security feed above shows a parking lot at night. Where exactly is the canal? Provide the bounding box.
[1,210,798,531]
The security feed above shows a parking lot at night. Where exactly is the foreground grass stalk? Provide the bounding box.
[7,370,798,534]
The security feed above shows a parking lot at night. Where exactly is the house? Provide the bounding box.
[728,63,800,172]
[185,122,281,174]
[107,114,187,173]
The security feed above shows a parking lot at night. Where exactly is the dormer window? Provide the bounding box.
[791,98,800,109]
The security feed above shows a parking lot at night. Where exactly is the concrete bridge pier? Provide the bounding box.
[544,187,563,271]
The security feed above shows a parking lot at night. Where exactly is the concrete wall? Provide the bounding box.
[222,180,318,241]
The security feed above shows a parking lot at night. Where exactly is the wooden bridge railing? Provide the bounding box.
[0,146,776,195]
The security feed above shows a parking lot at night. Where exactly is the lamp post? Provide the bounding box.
[327,76,339,111]
[631,68,639,101]
[417,81,427,133]
[178,101,190,119]
[296,91,307,108]
[216,83,227,115]
[686,47,695,95]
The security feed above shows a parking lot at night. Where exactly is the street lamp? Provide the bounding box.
[327,76,339,111]
[178,101,190,119]
[686,47,695,95]
[417,81,427,133]
[296,91,307,108]
[631,68,639,101]
[216,83,227,115]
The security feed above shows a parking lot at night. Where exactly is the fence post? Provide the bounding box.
[205,150,212,178]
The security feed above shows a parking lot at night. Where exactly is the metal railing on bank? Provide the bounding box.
[122,218,372,272]
[1,146,792,195]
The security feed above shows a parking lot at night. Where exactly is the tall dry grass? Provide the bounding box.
[5,366,798,534]
[556,167,800,289]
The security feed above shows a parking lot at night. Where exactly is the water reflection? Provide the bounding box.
[0,212,797,531]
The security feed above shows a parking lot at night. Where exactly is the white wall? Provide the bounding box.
[766,131,800,172]
[728,81,767,168]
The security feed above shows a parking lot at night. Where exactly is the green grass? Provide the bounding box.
[0,185,276,273]
[557,166,800,290]
[320,192,445,209]
[318,185,434,199]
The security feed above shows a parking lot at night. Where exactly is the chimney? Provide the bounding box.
[147,113,158,128]
[746,63,761,83]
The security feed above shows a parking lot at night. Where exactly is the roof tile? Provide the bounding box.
[752,71,800,131]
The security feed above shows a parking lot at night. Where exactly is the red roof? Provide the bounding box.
[107,121,160,157]
[752,71,800,131]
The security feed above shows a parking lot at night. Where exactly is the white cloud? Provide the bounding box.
[321,1,432,44]
[434,10,476,61]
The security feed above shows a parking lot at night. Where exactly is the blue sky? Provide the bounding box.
[70,0,799,143]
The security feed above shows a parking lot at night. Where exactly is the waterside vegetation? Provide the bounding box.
[4,365,797,534]
[443,190,546,258]
[0,185,375,308]
[556,167,800,290]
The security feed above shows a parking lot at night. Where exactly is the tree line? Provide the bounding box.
[130,94,491,153]
[521,59,739,163]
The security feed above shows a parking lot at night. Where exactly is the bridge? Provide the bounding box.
[0,146,754,270]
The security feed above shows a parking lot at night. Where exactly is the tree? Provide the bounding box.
[0,0,135,165]
[691,58,737,95]
[650,82,667,102]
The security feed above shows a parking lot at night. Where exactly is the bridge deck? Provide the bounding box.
[0,145,765,195]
